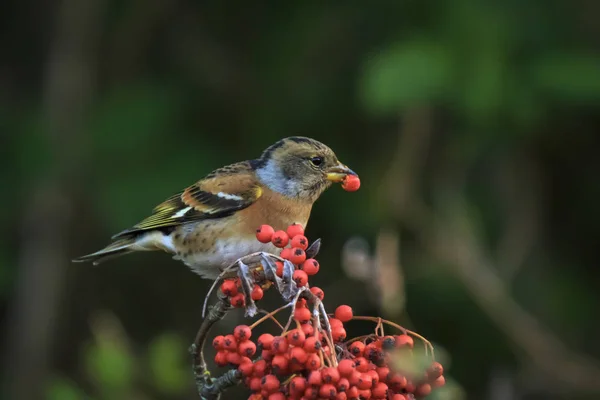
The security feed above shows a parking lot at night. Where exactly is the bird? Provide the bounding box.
[73,136,357,279]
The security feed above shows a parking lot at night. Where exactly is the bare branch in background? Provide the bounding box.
[2,1,105,398]
[495,155,543,283]
[389,108,600,394]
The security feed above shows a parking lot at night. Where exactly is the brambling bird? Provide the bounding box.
[73,136,357,280]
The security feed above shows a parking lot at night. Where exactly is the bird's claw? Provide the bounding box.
[305,238,321,259]
[237,260,258,317]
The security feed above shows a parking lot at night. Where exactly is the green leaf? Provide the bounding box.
[148,333,188,394]
[531,53,600,100]
[46,376,91,400]
[360,39,454,115]
[85,341,133,391]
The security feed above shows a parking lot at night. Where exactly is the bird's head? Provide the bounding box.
[254,136,357,202]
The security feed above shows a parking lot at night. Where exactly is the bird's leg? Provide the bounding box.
[305,238,322,259]
[236,259,258,317]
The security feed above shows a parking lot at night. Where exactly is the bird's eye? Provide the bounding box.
[309,156,323,166]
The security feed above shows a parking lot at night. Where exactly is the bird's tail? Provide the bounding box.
[72,237,137,265]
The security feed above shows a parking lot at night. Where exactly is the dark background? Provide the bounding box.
[1,1,600,399]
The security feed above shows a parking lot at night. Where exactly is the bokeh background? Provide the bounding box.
[2,1,600,399]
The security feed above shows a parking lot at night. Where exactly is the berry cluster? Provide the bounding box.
[206,224,445,400]
[213,303,444,399]
[220,223,321,308]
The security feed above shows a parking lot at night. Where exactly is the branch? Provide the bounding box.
[389,108,600,394]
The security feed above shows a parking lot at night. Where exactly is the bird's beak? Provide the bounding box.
[325,163,358,182]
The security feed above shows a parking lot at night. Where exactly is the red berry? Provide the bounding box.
[335,305,353,322]
[253,359,267,377]
[212,335,224,350]
[230,293,245,308]
[261,349,274,362]
[365,343,382,362]
[349,369,361,386]
[290,235,309,250]
[238,340,257,357]
[371,382,388,399]
[347,386,359,398]
[279,248,293,261]
[251,284,264,301]
[301,258,320,275]
[275,261,284,277]
[349,341,365,356]
[432,375,446,388]
[332,327,347,342]
[387,373,407,390]
[226,351,242,365]
[257,333,274,350]
[395,334,414,349]
[303,387,318,398]
[305,353,321,370]
[234,325,252,341]
[256,224,275,243]
[357,373,373,390]
[310,286,324,300]
[329,318,344,329]
[301,323,314,337]
[335,392,348,400]
[287,329,306,346]
[268,393,285,400]
[415,383,432,396]
[294,306,312,324]
[308,370,322,386]
[272,336,288,354]
[319,383,337,399]
[286,223,304,239]
[337,359,356,377]
[261,374,280,393]
[288,346,308,365]
[271,230,289,248]
[214,351,227,366]
[427,361,444,380]
[354,357,370,372]
[238,361,253,377]
[367,370,379,385]
[391,395,408,400]
[223,334,237,351]
[322,367,341,384]
[290,376,307,394]
[375,367,390,382]
[341,175,360,192]
[220,280,238,296]
[337,377,350,392]
[249,377,262,391]
[289,248,307,264]
[292,269,308,286]
[357,389,372,399]
[271,354,289,374]
[303,336,321,353]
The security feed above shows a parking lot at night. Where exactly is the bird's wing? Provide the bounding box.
[111,161,262,239]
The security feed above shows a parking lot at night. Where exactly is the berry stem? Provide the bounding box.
[255,309,284,330]
[350,316,435,358]
[321,328,338,367]
[249,303,289,330]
